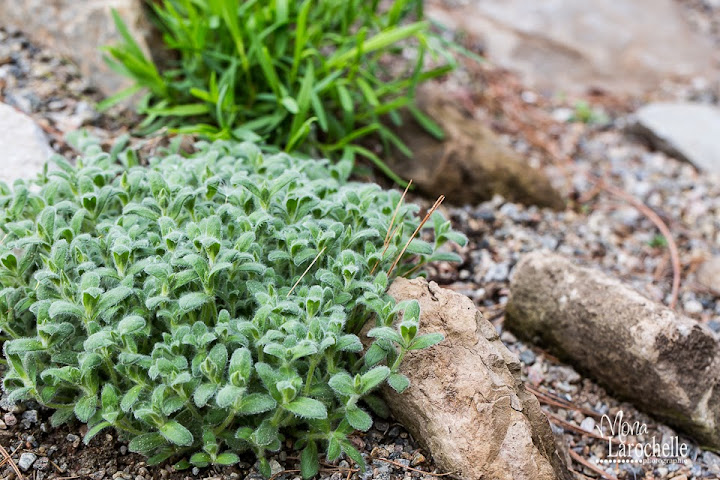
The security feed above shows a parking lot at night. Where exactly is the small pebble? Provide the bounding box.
[33,457,49,471]
[519,349,536,365]
[18,452,37,471]
[21,409,38,426]
[580,417,596,433]
[269,459,283,476]
[500,330,517,344]
[89,469,106,480]
[3,412,17,426]
[684,299,704,314]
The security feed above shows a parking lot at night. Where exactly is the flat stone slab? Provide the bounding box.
[506,251,720,449]
[0,103,52,185]
[427,0,717,95]
[629,102,720,174]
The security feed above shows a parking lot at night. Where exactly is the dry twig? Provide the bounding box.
[384,180,412,246]
[591,176,681,309]
[287,246,326,297]
[370,181,412,275]
[545,411,628,447]
[387,195,444,277]
[0,443,24,480]
[526,385,601,419]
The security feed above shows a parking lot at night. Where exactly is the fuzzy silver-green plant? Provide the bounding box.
[0,136,466,477]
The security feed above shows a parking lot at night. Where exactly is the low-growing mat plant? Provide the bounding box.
[103,0,454,184]
[0,136,466,477]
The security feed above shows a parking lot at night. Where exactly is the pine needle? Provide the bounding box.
[384,180,412,245]
[0,444,24,480]
[287,246,326,297]
[387,195,444,277]
[370,180,412,275]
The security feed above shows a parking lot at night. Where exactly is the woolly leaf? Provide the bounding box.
[178,292,211,312]
[387,373,410,393]
[160,421,193,446]
[345,404,372,431]
[285,397,327,419]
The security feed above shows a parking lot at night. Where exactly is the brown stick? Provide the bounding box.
[387,195,444,277]
[287,246,326,297]
[545,411,628,447]
[370,181,413,275]
[526,385,602,419]
[370,224,400,275]
[592,176,681,309]
[0,443,24,480]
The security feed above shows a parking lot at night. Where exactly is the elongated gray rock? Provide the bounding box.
[0,103,52,184]
[506,251,720,448]
[377,278,570,480]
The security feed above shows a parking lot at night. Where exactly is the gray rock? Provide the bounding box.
[426,0,716,95]
[0,0,158,95]
[0,394,17,411]
[369,277,571,480]
[629,103,720,173]
[0,103,52,184]
[506,251,720,448]
[18,452,37,471]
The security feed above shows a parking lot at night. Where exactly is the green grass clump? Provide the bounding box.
[0,137,465,476]
[104,0,453,184]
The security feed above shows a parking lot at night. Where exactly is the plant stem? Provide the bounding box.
[303,358,319,396]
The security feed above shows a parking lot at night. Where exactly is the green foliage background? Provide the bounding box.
[104,0,453,184]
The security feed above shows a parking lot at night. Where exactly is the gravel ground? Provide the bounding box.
[420,50,720,480]
[0,25,135,156]
[3,4,720,480]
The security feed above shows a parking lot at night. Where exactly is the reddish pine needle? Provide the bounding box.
[387,195,444,277]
